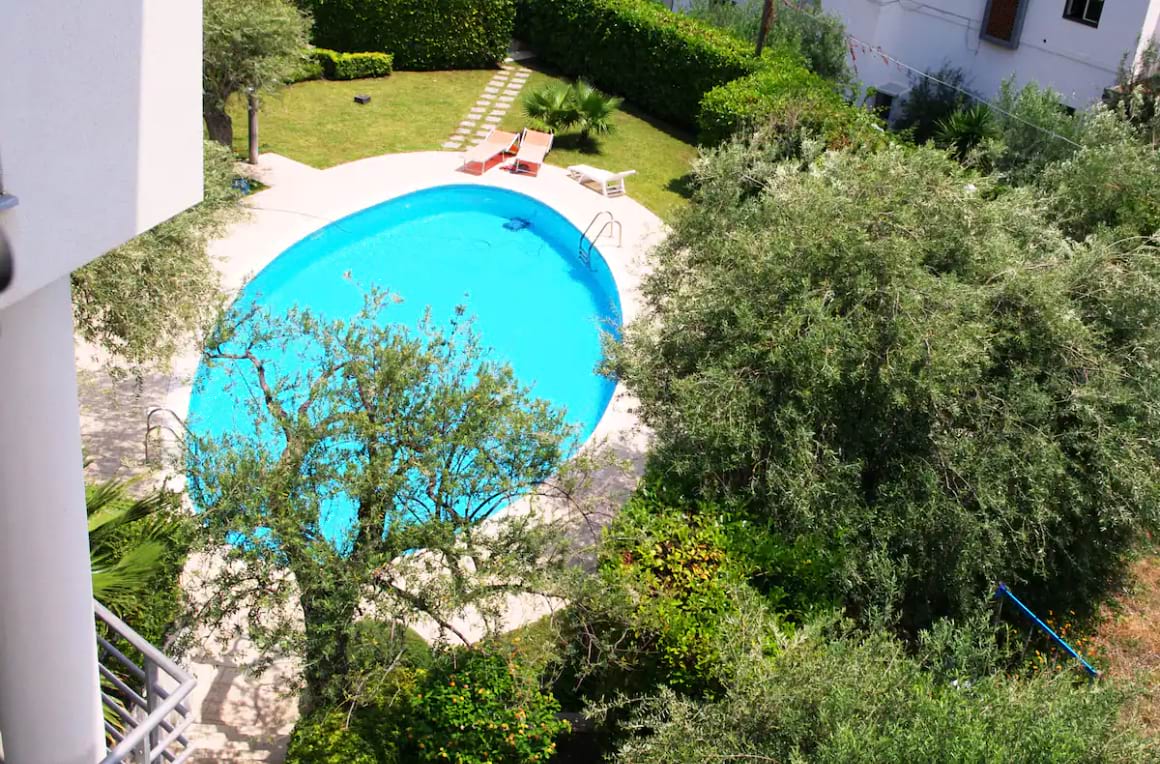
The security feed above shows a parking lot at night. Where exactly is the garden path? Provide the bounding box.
[441,62,531,150]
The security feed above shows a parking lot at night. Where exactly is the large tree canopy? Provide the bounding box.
[202,0,310,147]
[187,293,574,712]
[610,139,1160,631]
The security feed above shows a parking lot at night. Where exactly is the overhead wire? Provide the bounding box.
[773,0,1085,149]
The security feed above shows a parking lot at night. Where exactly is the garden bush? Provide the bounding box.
[610,141,1160,633]
[609,623,1154,763]
[515,0,759,129]
[404,649,568,763]
[562,490,742,698]
[894,63,971,143]
[307,48,393,80]
[285,706,398,764]
[697,60,882,147]
[307,0,514,70]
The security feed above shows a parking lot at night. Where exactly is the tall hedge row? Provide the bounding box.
[698,65,884,148]
[308,0,515,71]
[514,0,759,129]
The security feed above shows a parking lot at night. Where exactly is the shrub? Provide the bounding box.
[515,0,759,129]
[523,80,622,139]
[289,55,325,83]
[563,490,742,697]
[309,48,393,80]
[982,78,1086,185]
[610,142,1160,633]
[609,623,1153,763]
[697,59,881,147]
[935,103,997,159]
[894,63,970,143]
[307,0,514,70]
[405,649,568,763]
[285,706,397,764]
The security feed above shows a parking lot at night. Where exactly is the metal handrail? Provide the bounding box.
[95,601,197,764]
[144,408,189,464]
[578,210,620,269]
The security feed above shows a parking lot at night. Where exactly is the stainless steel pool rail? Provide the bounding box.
[578,211,621,269]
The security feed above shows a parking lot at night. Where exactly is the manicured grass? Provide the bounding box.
[500,66,698,221]
[229,70,496,168]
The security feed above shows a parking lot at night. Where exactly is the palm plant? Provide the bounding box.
[522,82,579,133]
[571,80,622,139]
[87,479,186,624]
[936,104,998,160]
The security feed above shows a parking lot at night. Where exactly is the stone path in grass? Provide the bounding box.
[441,62,531,150]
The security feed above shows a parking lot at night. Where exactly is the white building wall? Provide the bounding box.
[0,1,203,760]
[0,0,204,309]
[824,0,1160,108]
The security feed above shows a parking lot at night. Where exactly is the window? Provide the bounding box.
[980,0,1029,48]
[1063,0,1103,27]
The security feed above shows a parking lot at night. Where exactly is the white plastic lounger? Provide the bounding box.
[566,165,637,197]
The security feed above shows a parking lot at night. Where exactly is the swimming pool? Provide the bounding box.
[187,184,622,543]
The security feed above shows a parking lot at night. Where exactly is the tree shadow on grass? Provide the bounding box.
[666,171,697,201]
[553,133,603,155]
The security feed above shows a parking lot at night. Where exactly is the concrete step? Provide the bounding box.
[187,723,283,763]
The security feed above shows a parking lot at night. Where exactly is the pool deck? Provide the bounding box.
[76,150,665,761]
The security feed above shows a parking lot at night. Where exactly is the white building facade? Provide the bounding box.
[0,1,203,761]
[823,0,1160,110]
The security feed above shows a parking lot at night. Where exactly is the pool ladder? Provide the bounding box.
[578,211,621,269]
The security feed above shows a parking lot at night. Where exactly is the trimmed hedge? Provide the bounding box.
[515,0,759,129]
[313,48,394,80]
[698,64,884,147]
[307,0,514,71]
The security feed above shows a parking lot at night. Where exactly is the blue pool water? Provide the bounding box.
[187,185,621,545]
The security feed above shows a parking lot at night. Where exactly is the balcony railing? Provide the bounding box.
[95,601,197,763]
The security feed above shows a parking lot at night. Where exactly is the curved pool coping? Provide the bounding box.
[151,152,665,637]
[195,151,663,470]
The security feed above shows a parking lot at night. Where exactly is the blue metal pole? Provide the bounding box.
[995,582,1100,678]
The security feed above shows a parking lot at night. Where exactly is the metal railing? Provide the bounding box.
[578,210,621,269]
[95,601,197,764]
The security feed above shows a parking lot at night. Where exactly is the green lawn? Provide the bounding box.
[500,66,698,221]
[231,64,698,220]
[230,69,496,168]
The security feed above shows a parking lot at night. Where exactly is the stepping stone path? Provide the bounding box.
[441,63,532,151]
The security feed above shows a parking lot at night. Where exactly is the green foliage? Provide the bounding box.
[515,0,759,129]
[307,0,514,70]
[683,0,851,83]
[935,103,997,159]
[1038,107,1160,241]
[71,140,241,373]
[894,63,970,143]
[523,82,580,133]
[203,0,312,144]
[564,491,741,697]
[982,78,1086,186]
[1112,40,1160,144]
[697,58,882,147]
[522,80,621,138]
[186,292,573,712]
[610,142,1160,633]
[285,706,397,764]
[87,480,191,645]
[608,621,1154,763]
[405,649,568,764]
[310,48,394,80]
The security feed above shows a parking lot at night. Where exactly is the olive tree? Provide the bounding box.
[202,0,310,150]
[186,293,575,712]
[71,140,240,372]
[610,138,1160,631]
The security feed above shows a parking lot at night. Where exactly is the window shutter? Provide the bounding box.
[981,0,1026,48]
